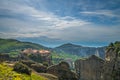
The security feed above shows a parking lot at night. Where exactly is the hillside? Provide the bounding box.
[53,43,106,58]
[0,38,105,63]
[0,38,81,63]
[0,63,48,80]
[0,38,47,53]
[52,51,81,64]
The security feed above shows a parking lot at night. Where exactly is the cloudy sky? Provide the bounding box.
[0,0,120,47]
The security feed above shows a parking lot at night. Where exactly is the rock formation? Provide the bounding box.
[75,55,104,80]
[20,49,52,65]
[101,42,120,80]
[47,61,78,80]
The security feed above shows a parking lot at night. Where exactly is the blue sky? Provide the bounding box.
[0,0,120,47]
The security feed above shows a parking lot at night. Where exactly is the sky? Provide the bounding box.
[0,0,120,47]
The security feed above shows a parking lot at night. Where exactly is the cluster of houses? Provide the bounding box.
[21,48,52,65]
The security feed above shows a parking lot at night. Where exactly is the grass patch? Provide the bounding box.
[0,63,48,80]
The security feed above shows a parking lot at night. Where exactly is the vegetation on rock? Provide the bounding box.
[31,63,47,73]
[20,60,47,73]
[28,53,42,63]
[102,41,120,80]
[13,62,31,75]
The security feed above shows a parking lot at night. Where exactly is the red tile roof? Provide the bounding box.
[22,49,50,54]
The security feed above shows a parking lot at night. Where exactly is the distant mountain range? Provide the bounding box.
[0,38,106,58]
[53,43,106,58]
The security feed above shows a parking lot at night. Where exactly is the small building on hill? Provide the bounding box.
[20,48,52,65]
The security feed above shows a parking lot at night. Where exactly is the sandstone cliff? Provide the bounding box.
[101,41,120,80]
[75,55,104,80]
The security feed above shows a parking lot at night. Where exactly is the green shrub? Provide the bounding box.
[13,62,31,75]
[28,54,42,63]
[21,60,35,67]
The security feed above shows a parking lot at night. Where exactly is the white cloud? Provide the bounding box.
[0,0,120,43]
[48,25,120,42]
[0,0,90,31]
[80,10,120,18]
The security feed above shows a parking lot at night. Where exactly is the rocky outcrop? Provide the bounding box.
[75,55,104,80]
[47,61,78,80]
[20,49,52,65]
[20,60,47,73]
[101,42,120,80]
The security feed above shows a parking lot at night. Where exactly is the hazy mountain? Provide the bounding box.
[0,38,105,59]
[17,36,64,47]
[54,43,106,58]
[0,38,48,53]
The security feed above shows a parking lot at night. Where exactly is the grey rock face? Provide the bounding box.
[75,55,104,80]
[102,42,120,80]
